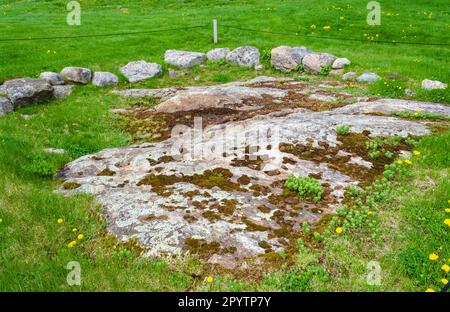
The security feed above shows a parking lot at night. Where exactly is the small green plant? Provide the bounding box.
[295,63,305,72]
[285,175,324,202]
[295,76,310,82]
[369,150,381,159]
[336,124,351,135]
[319,64,331,76]
[302,221,311,235]
[384,151,393,159]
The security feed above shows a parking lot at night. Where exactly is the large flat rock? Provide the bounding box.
[58,77,445,268]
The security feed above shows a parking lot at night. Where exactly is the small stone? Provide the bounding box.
[357,72,381,83]
[119,61,162,83]
[164,50,206,69]
[342,72,356,81]
[60,67,92,84]
[53,85,74,99]
[227,46,260,67]
[0,96,13,116]
[309,94,337,102]
[44,148,67,154]
[92,72,119,87]
[254,64,264,71]
[421,79,447,90]
[3,78,53,107]
[206,48,230,61]
[39,72,65,85]
[302,53,337,74]
[405,88,415,97]
[329,69,344,76]
[332,58,351,69]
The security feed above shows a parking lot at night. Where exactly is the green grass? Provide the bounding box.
[0,0,449,291]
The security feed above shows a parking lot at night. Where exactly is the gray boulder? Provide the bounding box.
[422,79,447,90]
[92,72,119,87]
[342,72,357,81]
[271,46,310,72]
[39,72,65,85]
[164,50,206,68]
[227,46,260,67]
[60,67,92,84]
[0,96,13,116]
[3,78,53,107]
[332,58,351,69]
[119,61,162,83]
[206,48,230,61]
[53,85,74,99]
[357,72,381,83]
[302,53,337,74]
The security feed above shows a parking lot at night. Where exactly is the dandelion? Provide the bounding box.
[441,264,450,273]
[444,219,450,227]
[448,200,450,204]
[72,228,78,232]
[413,150,420,156]
[441,278,449,285]
[367,211,373,216]
[323,25,331,30]
[77,234,84,240]
[405,159,412,165]
[336,227,343,234]
[429,253,439,261]
[67,240,77,248]
[340,16,345,20]
[310,24,316,30]
[397,160,403,165]
[57,218,64,224]
[207,276,214,283]
[425,288,435,292]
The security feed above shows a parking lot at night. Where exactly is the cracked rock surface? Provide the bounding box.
[59,77,448,268]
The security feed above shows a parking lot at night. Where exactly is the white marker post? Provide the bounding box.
[213,19,218,44]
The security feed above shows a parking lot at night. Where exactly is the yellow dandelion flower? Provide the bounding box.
[445,208,450,213]
[336,227,343,234]
[429,253,439,261]
[207,276,214,283]
[367,211,373,216]
[57,218,64,224]
[397,160,403,165]
[441,278,449,285]
[425,288,435,292]
[323,25,331,30]
[72,228,78,232]
[448,199,450,204]
[67,240,77,248]
[77,234,84,240]
[445,219,450,227]
[340,16,345,20]
[405,159,412,165]
[413,150,420,156]
[310,24,316,29]
[441,264,450,273]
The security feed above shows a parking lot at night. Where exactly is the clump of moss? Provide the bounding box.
[242,217,269,232]
[63,182,81,190]
[97,168,116,176]
[285,175,324,202]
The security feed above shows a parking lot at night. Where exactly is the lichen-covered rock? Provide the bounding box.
[53,85,74,99]
[92,72,119,87]
[0,96,13,116]
[302,53,337,74]
[206,48,230,61]
[60,67,92,84]
[59,78,440,267]
[119,61,162,83]
[421,79,447,90]
[3,78,53,107]
[164,50,206,68]
[271,46,310,72]
[39,72,65,85]
[357,72,380,83]
[332,58,351,69]
[227,46,260,67]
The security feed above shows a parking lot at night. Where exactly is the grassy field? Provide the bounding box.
[0,0,449,291]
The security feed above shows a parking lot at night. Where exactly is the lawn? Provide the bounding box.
[0,0,449,291]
